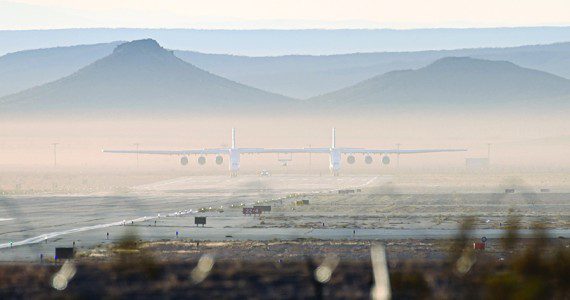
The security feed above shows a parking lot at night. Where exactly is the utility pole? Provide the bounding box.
[308,144,312,174]
[52,143,59,167]
[134,143,140,167]
[396,143,401,169]
[487,143,492,168]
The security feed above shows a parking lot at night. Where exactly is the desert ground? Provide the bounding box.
[0,169,569,262]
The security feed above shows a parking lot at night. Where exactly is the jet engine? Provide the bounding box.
[198,156,206,165]
[180,156,189,166]
[215,155,224,165]
[347,155,356,164]
[382,155,391,165]
[364,155,373,164]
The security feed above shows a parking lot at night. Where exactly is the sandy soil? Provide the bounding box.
[1,238,568,299]
[257,192,570,230]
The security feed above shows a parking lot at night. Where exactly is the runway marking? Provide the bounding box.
[1,175,385,249]
[0,216,154,249]
[134,175,383,194]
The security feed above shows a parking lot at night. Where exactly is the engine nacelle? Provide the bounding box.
[347,155,356,164]
[215,155,224,165]
[180,156,189,166]
[198,156,206,165]
[364,155,373,164]
[382,155,391,165]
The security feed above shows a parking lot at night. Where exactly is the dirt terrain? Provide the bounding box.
[257,192,570,230]
[0,170,569,298]
[1,237,568,299]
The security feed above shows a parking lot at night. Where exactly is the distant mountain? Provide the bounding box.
[307,57,570,111]
[175,51,411,99]
[175,42,570,99]
[469,42,570,80]
[3,27,570,56]
[0,42,120,98]
[3,40,570,100]
[0,39,295,115]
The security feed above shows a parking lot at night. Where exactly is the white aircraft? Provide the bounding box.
[103,128,466,176]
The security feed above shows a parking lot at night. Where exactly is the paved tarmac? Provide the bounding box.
[0,175,385,261]
[2,174,569,261]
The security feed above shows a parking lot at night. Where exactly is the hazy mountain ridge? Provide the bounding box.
[175,42,570,98]
[0,39,295,115]
[3,27,570,57]
[2,40,570,116]
[2,40,570,99]
[0,42,121,98]
[307,57,570,111]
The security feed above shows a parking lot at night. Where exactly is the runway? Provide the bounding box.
[0,175,384,260]
[134,174,379,194]
[2,174,569,261]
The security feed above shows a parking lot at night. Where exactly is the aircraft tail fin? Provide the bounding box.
[232,128,236,149]
[332,127,336,148]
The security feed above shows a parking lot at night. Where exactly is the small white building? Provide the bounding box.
[465,158,489,170]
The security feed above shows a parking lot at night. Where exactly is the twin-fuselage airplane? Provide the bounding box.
[103,128,466,176]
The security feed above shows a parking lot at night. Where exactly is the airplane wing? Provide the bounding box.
[338,148,467,154]
[102,149,229,155]
[103,147,466,155]
[238,148,331,154]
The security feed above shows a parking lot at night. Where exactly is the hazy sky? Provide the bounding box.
[2,0,570,29]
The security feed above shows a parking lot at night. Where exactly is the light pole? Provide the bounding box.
[396,143,401,169]
[308,144,312,173]
[134,143,140,167]
[487,143,492,168]
[52,143,59,167]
